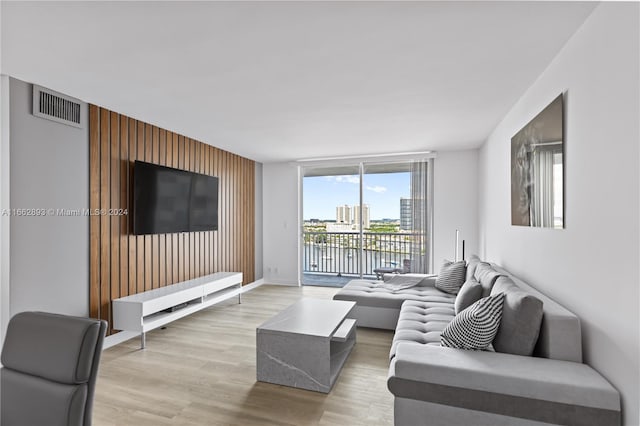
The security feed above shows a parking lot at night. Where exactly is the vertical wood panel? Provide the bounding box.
[136,122,145,295]
[144,124,152,291]
[128,118,137,296]
[89,105,255,334]
[165,131,173,285]
[184,137,190,280]
[194,140,200,280]
[99,108,111,329]
[159,129,167,289]
[119,116,129,299]
[189,139,196,280]
[89,105,101,320]
[200,144,205,277]
[178,136,185,283]
[172,133,179,285]
[204,146,210,275]
[220,151,227,272]
[110,112,120,316]
[151,127,160,289]
[228,152,233,272]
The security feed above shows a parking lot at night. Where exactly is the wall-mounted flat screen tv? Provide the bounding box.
[133,161,219,235]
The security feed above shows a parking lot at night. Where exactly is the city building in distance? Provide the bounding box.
[400,197,423,231]
[329,204,370,231]
[400,198,411,230]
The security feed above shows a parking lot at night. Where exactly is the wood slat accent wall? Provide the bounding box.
[89,105,256,334]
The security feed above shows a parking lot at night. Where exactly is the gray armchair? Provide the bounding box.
[1,312,107,426]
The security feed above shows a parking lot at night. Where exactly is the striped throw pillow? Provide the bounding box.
[435,260,467,294]
[440,292,505,350]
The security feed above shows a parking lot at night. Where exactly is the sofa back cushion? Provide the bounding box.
[473,263,502,297]
[454,278,483,314]
[491,276,543,356]
[490,264,582,363]
[465,255,481,282]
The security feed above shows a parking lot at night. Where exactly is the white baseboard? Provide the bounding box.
[241,278,264,292]
[102,277,266,350]
[262,279,300,286]
[103,330,140,349]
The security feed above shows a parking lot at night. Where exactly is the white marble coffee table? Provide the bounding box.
[256,298,357,393]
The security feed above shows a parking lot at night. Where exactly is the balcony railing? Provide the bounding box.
[303,231,417,278]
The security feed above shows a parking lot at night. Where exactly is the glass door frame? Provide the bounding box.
[298,154,435,285]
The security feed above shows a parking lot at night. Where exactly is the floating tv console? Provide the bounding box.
[113,272,243,349]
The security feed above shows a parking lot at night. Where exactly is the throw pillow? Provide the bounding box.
[440,293,505,350]
[490,276,544,356]
[474,262,503,297]
[382,274,424,292]
[435,260,466,294]
[454,278,483,314]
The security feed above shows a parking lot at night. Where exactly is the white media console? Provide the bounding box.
[113,271,243,349]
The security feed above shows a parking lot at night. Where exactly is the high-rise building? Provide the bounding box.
[335,204,370,229]
[401,198,424,230]
[400,198,412,230]
[336,204,352,224]
[352,204,370,229]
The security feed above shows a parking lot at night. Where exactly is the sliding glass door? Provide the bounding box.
[302,160,431,287]
[302,165,360,286]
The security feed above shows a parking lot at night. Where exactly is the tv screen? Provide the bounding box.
[133,161,218,235]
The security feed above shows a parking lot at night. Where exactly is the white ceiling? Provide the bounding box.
[1,1,596,163]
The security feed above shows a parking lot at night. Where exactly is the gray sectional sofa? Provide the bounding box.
[333,257,621,426]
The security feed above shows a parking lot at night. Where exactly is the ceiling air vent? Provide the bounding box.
[32,85,82,128]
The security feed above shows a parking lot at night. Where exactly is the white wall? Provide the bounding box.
[262,162,300,285]
[9,78,89,317]
[478,4,639,425]
[433,150,479,267]
[0,75,10,349]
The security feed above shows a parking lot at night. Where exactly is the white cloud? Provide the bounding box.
[325,175,360,184]
[366,185,387,193]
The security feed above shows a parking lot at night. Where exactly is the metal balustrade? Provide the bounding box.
[303,231,416,278]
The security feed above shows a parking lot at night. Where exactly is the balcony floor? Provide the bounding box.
[302,272,376,288]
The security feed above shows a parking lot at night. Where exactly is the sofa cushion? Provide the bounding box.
[334,279,455,309]
[454,278,483,314]
[435,260,466,294]
[441,293,505,350]
[473,263,502,297]
[383,273,435,284]
[491,276,544,356]
[465,255,481,282]
[390,300,456,358]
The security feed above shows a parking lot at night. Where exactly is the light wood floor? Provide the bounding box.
[93,285,395,426]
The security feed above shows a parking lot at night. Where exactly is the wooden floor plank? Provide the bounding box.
[94,285,394,426]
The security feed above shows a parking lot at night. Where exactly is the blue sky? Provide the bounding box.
[303,172,410,220]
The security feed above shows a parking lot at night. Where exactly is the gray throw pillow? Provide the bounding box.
[455,278,483,314]
[490,276,544,356]
[441,292,505,350]
[474,262,502,297]
[435,260,466,294]
[465,255,481,282]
